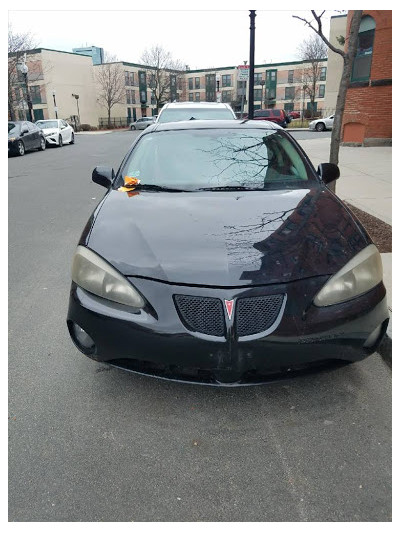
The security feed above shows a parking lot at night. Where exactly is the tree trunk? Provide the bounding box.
[107,108,111,129]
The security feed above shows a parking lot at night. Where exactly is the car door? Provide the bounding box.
[60,120,70,142]
[326,115,335,129]
[21,122,34,150]
[28,122,41,148]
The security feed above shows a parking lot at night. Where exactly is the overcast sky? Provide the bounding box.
[8,7,341,68]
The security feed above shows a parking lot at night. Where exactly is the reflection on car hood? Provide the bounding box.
[82,188,370,287]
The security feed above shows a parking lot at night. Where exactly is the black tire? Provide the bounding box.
[70,132,75,144]
[58,135,63,147]
[39,137,46,151]
[316,122,326,132]
[130,126,136,130]
[17,141,25,156]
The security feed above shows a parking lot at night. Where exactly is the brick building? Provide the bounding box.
[342,10,392,145]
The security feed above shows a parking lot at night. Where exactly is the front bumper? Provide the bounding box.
[45,134,59,145]
[67,277,389,385]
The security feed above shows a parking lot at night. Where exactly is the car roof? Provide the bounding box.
[161,102,233,110]
[146,119,282,133]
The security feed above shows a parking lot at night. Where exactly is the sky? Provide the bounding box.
[8,6,341,69]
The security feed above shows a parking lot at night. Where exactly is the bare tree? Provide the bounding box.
[293,10,363,168]
[140,45,185,112]
[296,35,327,118]
[8,25,37,120]
[95,53,125,127]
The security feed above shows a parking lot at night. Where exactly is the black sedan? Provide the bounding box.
[67,120,389,385]
[8,121,46,156]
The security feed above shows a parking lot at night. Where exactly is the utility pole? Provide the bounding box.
[248,10,256,119]
[18,53,34,122]
[240,60,247,118]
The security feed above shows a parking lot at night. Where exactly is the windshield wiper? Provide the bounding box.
[197,185,262,191]
[135,184,187,192]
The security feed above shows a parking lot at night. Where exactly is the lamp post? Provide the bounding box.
[72,94,80,128]
[216,74,221,102]
[52,90,58,119]
[17,54,33,122]
[260,79,265,109]
[248,10,256,119]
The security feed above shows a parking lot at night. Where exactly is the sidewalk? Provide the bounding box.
[298,137,392,360]
[298,137,392,224]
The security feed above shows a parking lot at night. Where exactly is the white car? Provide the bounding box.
[129,117,156,130]
[35,119,75,146]
[309,115,335,132]
[156,102,237,123]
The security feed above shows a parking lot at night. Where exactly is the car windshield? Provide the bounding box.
[158,108,235,123]
[8,122,20,134]
[118,129,316,191]
[36,120,58,129]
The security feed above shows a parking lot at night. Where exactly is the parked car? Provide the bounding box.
[8,121,46,156]
[129,117,156,130]
[67,120,388,385]
[156,102,236,123]
[35,119,75,146]
[252,109,290,128]
[309,115,335,132]
[288,111,301,119]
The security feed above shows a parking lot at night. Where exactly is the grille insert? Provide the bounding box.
[174,295,225,337]
[236,294,284,337]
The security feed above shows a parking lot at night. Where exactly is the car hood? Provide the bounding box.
[40,128,59,134]
[83,188,370,287]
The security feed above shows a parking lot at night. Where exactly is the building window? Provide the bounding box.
[188,78,193,90]
[318,84,325,98]
[30,85,42,104]
[284,103,294,112]
[254,88,262,101]
[126,89,135,104]
[319,67,327,81]
[125,71,134,86]
[195,92,200,102]
[189,92,194,101]
[288,70,294,83]
[285,86,295,100]
[254,73,262,85]
[195,77,200,89]
[351,15,376,82]
[222,74,232,87]
[222,90,232,103]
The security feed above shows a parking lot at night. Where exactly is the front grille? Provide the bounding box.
[174,295,225,337]
[236,294,284,337]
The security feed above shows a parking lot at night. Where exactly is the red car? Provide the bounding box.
[252,109,289,128]
[288,111,301,119]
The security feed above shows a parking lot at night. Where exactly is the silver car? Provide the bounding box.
[309,114,335,132]
[129,117,156,130]
[156,102,237,123]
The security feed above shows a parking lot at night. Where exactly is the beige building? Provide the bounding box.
[324,14,347,113]
[9,48,99,126]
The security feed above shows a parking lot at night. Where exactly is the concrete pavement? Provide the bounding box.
[297,137,392,224]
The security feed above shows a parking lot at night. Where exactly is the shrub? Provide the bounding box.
[80,123,92,131]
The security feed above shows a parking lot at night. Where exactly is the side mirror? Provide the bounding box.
[21,127,29,135]
[92,166,114,189]
[317,163,340,185]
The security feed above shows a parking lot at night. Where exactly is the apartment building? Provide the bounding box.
[8,48,98,126]
[183,59,328,115]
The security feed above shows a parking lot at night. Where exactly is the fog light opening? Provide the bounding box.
[363,319,388,350]
[69,322,96,354]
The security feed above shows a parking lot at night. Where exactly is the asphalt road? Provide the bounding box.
[9,129,391,522]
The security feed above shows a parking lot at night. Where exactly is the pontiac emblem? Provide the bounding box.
[224,299,234,320]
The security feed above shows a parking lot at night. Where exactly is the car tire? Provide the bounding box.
[17,141,25,156]
[58,135,63,147]
[39,137,46,151]
[316,122,326,132]
[130,126,136,130]
[70,132,75,144]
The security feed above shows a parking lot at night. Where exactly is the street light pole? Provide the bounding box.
[52,90,58,119]
[260,79,265,109]
[72,94,81,128]
[248,10,256,119]
[18,54,33,122]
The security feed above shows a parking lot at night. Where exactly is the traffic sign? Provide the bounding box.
[237,65,249,81]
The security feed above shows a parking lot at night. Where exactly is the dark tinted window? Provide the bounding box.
[272,110,281,117]
[119,129,315,191]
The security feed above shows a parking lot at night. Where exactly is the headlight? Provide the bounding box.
[314,244,383,306]
[9,137,16,142]
[71,246,145,308]
[45,132,55,137]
